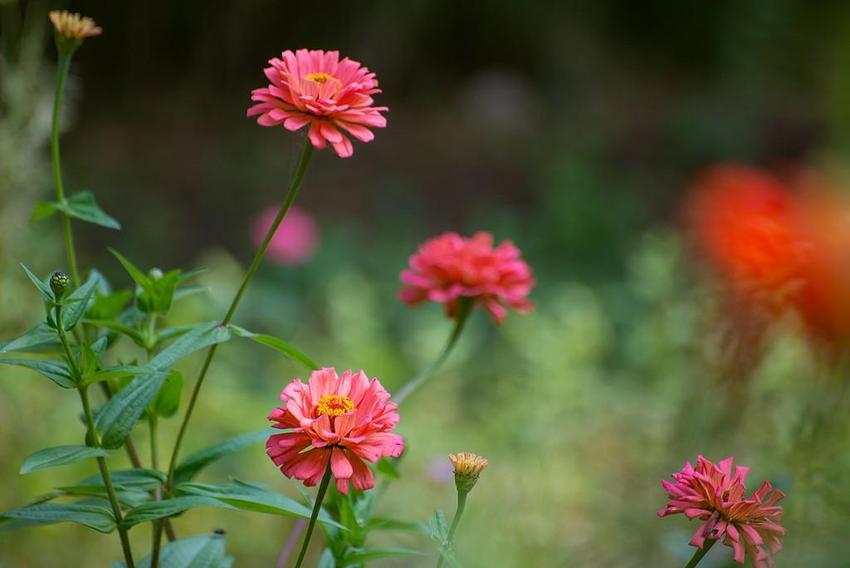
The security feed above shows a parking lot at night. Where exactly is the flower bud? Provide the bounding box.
[49,11,101,54]
[448,452,488,494]
[50,271,70,298]
[149,268,164,280]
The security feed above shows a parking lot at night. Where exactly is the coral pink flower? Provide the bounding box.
[399,231,534,324]
[252,205,319,266]
[247,49,387,158]
[267,368,404,494]
[658,456,785,568]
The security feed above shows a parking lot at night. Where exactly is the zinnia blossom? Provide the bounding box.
[399,231,534,324]
[247,49,387,158]
[252,205,319,266]
[267,368,404,494]
[658,456,785,568]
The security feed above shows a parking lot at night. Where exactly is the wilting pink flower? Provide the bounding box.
[267,368,404,494]
[247,49,387,158]
[399,231,534,324]
[658,456,785,568]
[252,205,319,266]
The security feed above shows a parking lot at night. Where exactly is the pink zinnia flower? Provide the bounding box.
[247,49,388,158]
[399,231,535,324]
[267,368,404,494]
[252,205,319,266]
[658,456,785,568]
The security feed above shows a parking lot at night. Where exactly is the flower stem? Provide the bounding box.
[156,140,314,556]
[149,414,163,568]
[293,458,332,568]
[56,303,135,567]
[436,491,468,568]
[395,297,473,405]
[50,50,80,286]
[684,540,716,568]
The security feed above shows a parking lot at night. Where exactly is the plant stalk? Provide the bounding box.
[50,51,80,286]
[395,297,473,405]
[684,540,716,568]
[293,458,332,568]
[437,491,468,568]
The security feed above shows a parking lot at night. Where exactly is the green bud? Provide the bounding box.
[50,271,70,298]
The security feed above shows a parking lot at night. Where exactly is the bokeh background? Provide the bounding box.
[3,1,850,566]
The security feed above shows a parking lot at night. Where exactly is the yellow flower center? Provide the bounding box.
[316,394,355,417]
[306,72,334,84]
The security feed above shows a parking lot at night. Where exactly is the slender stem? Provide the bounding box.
[437,491,468,568]
[79,388,136,567]
[50,51,80,286]
[684,540,716,568]
[155,141,314,558]
[293,458,332,568]
[395,298,473,405]
[150,414,162,568]
[57,303,135,567]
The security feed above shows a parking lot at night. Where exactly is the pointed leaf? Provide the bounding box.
[30,201,58,222]
[0,323,59,354]
[0,502,115,533]
[20,445,110,474]
[147,322,232,372]
[0,358,75,388]
[152,370,182,418]
[317,549,335,568]
[84,319,146,347]
[81,365,159,387]
[230,326,318,370]
[56,191,121,229]
[60,273,102,331]
[172,429,275,485]
[20,264,55,301]
[109,249,150,289]
[95,373,168,448]
[117,532,231,568]
[177,481,343,528]
[76,468,166,491]
[121,497,235,528]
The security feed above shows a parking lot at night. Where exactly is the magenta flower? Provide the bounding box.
[252,205,319,266]
[267,368,404,494]
[399,231,535,324]
[247,49,388,158]
[659,456,785,568]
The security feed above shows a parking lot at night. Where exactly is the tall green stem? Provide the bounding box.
[57,304,135,567]
[155,141,314,557]
[50,51,80,286]
[293,458,332,568]
[149,414,162,568]
[395,298,473,405]
[683,540,716,568]
[436,491,467,568]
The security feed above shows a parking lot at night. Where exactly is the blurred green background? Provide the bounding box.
[3,1,850,566]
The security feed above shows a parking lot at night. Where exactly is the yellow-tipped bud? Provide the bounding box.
[448,452,488,494]
[49,11,101,53]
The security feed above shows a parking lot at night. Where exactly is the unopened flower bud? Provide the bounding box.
[50,271,70,298]
[149,268,164,280]
[49,11,101,54]
[448,452,488,494]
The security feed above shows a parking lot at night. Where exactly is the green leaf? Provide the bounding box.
[156,324,195,345]
[0,323,59,354]
[31,200,58,222]
[230,326,318,370]
[109,248,150,289]
[118,532,231,568]
[151,370,182,418]
[57,191,121,229]
[81,365,159,387]
[84,319,146,348]
[20,445,110,474]
[376,457,400,480]
[95,373,168,448]
[60,273,101,331]
[0,502,115,533]
[147,322,232,372]
[429,509,460,568]
[121,497,234,528]
[0,358,75,388]
[173,285,207,302]
[177,481,344,528]
[87,289,133,321]
[20,263,55,302]
[77,468,166,491]
[343,547,426,563]
[173,429,275,485]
